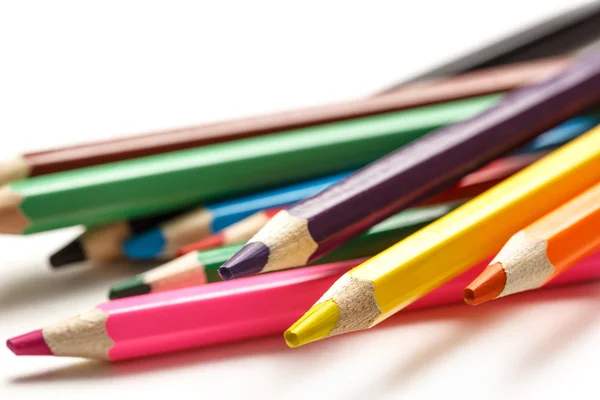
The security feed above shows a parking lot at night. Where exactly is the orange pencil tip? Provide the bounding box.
[463,262,507,306]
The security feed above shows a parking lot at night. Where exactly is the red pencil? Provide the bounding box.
[178,207,284,255]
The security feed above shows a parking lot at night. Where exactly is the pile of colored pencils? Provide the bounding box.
[6,3,600,362]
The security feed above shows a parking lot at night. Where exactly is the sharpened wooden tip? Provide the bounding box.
[0,186,29,234]
[178,233,224,256]
[284,300,339,348]
[463,262,507,305]
[0,155,31,186]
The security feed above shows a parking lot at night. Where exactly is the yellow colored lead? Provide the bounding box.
[285,300,339,348]
[286,124,600,347]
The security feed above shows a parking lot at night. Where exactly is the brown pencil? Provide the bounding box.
[0,56,570,185]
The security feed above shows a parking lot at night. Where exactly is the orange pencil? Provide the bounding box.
[464,180,600,305]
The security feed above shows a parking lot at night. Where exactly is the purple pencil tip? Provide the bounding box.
[218,242,270,280]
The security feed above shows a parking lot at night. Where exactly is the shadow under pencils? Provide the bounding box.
[0,259,162,310]
[513,282,600,379]
[9,334,289,384]
[9,280,600,385]
[350,280,600,399]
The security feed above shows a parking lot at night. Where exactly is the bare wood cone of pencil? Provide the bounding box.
[282,49,600,348]
[464,180,600,305]
[219,48,600,283]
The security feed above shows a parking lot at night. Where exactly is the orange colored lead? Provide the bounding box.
[463,262,506,305]
[465,180,600,305]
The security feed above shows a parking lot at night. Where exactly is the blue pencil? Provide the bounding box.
[48,114,597,267]
[121,171,354,260]
[515,115,599,153]
[126,115,598,260]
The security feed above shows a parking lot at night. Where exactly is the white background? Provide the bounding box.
[0,1,598,399]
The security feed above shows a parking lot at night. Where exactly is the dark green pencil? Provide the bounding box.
[109,201,463,299]
[0,96,499,235]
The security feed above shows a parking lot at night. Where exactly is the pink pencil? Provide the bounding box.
[8,252,600,361]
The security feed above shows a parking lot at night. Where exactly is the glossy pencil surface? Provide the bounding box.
[10,249,600,361]
[465,180,600,304]
[0,57,568,186]
[51,112,591,266]
[110,202,462,299]
[285,124,600,348]
[3,95,499,234]
[177,115,597,256]
[220,51,600,280]
[122,172,352,260]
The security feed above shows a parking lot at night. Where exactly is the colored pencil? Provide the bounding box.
[0,58,565,187]
[49,207,192,267]
[219,51,600,281]
[174,154,532,256]
[464,180,600,305]
[52,172,353,267]
[176,115,597,256]
[178,207,286,255]
[9,248,600,361]
[380,0,600,92]
[185,115,597,255]
[0,94,500,235]
[55,110,581,268]
[51,114,595,267]
[121,172,352,261]
[110,202,463,299]
[284,124,600,348]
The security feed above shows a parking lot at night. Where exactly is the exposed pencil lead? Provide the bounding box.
[6,330,52,356]
[284,300,340,348]
[109,277,151,300]
[219,242,270,280]
[463,262,507,306]
[49,239,86,268]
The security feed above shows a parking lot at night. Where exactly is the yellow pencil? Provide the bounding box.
[285,124,600,348]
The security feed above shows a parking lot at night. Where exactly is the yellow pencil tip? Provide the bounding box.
[284,300,340,348]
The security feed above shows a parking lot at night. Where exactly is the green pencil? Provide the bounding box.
[109,201,464,299]
[0,95,499,234]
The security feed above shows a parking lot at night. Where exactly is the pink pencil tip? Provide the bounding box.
[6,329,53,356]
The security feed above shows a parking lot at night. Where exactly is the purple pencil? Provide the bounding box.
[219,49,600,281]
